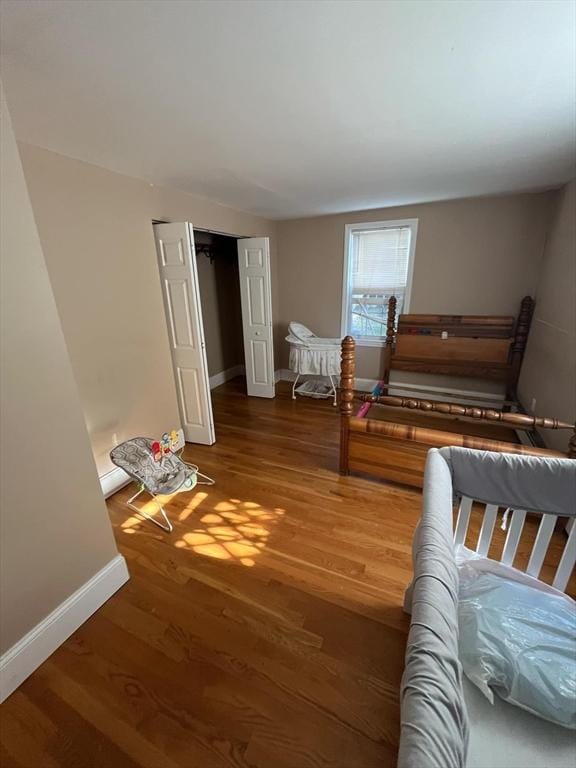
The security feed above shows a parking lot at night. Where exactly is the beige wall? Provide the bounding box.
[276,193,553,379]
[0,89,119,654]
[19,144,276,475]
[194,231,244,377]
[17,140,567,464]
[519,180,576,452]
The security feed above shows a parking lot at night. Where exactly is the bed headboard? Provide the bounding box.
[383,295,535,399]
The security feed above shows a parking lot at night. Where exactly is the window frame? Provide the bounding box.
[340,218,418,347]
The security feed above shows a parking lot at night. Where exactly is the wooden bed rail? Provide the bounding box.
[339,334,576,482]
[360,393,575,434]
[348,417,570,459]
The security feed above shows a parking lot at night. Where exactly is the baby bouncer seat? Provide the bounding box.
[110,437,214,532]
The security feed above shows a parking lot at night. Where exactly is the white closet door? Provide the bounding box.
[153,222,215,444]
[237,237,275,398]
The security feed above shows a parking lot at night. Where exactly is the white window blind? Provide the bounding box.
[342,220,417,342]
[351,227,411,296]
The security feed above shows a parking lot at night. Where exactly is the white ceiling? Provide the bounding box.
[1,0,575,219]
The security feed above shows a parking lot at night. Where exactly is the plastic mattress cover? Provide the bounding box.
[457,547,576,729]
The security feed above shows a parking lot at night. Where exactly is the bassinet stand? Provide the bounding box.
[291,373,338,406]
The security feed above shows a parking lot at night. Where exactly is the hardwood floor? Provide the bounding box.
[1,379,572,767]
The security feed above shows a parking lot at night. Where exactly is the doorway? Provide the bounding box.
[153,222,274,447]
[193,229,245,388]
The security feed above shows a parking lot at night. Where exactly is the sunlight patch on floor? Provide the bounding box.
[179,491,208,521]
[174,499,285,566]
[121,514,143,534]
[119,490,285,566]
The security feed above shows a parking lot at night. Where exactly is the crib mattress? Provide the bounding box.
[465,678,576,768]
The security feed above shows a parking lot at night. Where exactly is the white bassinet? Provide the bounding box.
[285,322,341,405]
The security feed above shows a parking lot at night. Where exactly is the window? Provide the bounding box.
[341,219,418,345]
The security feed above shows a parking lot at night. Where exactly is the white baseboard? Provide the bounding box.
[275,368,293,382]
[0,554,129,702]
[275,369,361,390]
[353,377,379,392]
[100,466,131,498]
[210,364,245,389]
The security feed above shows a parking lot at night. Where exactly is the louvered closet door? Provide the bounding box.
[153,222,215,444]
[237,237,275,398]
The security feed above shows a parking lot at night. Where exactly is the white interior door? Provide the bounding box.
[237,237,275,398]
[153,222,215,444]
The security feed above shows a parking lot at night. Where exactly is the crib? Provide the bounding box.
[399,447,576,768]
[285,322,341,405]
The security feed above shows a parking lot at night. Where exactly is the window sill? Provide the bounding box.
[349,338,387,348]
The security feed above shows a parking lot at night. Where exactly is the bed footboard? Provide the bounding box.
[339,336,575,487]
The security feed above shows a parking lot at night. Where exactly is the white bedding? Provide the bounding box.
[287,340,340,376]
[465,678,576,768]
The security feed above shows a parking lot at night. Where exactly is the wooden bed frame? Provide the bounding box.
[381,294,535,404]
[339,297,575,487]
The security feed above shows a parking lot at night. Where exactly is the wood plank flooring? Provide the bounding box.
[1,379,572,767]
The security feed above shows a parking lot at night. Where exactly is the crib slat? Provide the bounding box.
[526,514,556,579]
[553,521,576,592]
[476,504,499,557]
[500,509,527,567]
[454,496,473,546]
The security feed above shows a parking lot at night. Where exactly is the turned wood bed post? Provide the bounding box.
[507,295,535,401]
[339,335,356,474]
[382,295,397,384]
[569,429,576,459]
